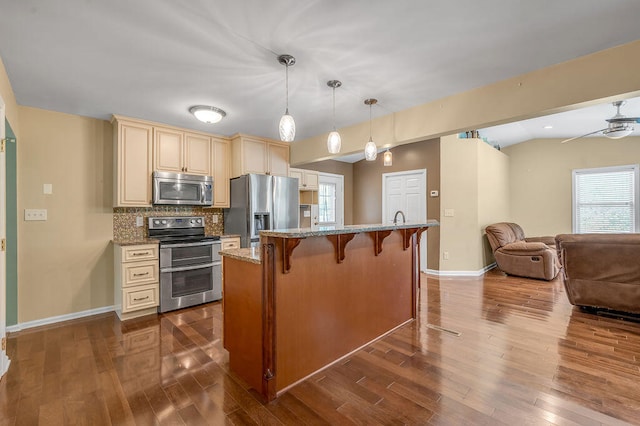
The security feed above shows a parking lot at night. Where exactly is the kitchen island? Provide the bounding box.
[220,221,438,401]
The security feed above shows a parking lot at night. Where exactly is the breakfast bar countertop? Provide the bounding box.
[259,220,439,238]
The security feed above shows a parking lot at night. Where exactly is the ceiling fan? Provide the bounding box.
[561,101,640,144]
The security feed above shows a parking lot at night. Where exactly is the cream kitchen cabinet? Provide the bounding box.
[231,134,289,177]
[112,116,153,207]
[154,127,211,176]
[221,236,241,250]
[114,243,159,321]
[211,137,231,208]
[289,168,319,191]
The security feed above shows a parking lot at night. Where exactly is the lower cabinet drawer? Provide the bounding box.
[222,240,239,250]
[123,284,159,313]
[122,260,158,287]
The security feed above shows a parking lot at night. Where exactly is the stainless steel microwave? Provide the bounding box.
[152,171,213,206]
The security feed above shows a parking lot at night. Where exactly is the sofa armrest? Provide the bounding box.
[525,236,556,246]
[499,241,550,256]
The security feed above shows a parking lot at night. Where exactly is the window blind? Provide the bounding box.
[573,166,638,233]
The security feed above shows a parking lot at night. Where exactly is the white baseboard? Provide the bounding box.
[6,305,115,333]
[425,262,496,277]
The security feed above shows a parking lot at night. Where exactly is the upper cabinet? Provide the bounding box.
[231,135,290,178]
[113,117,153,207]
[211,137,231,208]
[289,168,319,191]
[154,127,211,176]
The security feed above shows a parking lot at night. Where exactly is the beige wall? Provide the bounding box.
[18,106,113,323]
[297,160,354,225]
[440,135,509,272]
[477,142,510,265]
[502,136,640,237]
[352,139,441,270]
[0,56,20,135]
[291,40,640,166]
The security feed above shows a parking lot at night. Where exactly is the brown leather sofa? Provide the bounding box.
[485,222,560,280]
[555,233,640,314]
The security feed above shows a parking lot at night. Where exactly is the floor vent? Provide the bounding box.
[426,324,461,336]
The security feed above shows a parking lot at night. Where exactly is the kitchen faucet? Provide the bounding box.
[393,210,406,225]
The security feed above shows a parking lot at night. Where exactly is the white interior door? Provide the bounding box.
[0,96,9,378]
[318,173,344,226]
[382,169,427,271]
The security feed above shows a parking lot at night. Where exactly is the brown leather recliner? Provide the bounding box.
[555,233,640,314]
[485,222,560,280]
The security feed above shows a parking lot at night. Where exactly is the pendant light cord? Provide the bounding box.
[285,64,289,113]
[332,87,336,131]
[369,103,373,141]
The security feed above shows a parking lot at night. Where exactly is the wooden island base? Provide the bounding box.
[221,222,437,401]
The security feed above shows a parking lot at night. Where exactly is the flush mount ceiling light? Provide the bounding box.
[189,105,226,124]
[327,80,342,154]
[364,98,378,161]
[278,54,296,142]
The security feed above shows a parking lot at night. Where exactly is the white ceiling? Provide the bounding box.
[2,1,640,160]
[480,97,640,149]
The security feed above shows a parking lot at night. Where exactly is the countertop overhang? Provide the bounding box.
[259,220,439,238]
[219,221,439,265]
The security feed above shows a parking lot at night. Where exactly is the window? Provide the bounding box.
[318,182,336,224]
[572,164,639,233]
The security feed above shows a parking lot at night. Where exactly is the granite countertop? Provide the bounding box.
[259,220,439,238]
[220,234,241,239]
[219,247,261,264]
[112,238,159,246]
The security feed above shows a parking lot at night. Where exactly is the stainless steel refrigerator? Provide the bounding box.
[224,174,300,247]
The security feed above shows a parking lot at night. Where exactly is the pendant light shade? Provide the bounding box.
[327,131,341,154]
[278,54,296,142]
[326,80,342,154]
[383,149,392,166]
[279,112,296,142]
[364,98,378,161]
[364,139,377,161]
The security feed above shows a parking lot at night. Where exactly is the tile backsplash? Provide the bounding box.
[113,206,224,241]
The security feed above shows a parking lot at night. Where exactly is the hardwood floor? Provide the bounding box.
[2,269,640,425]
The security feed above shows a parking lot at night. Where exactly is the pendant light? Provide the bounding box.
[278,54,296,142]
[364,98,378,161]
[383,149,392,166]
[326,80,342,154]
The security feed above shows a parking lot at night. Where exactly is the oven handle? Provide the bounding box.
[161,241,220,249]
[160,262,219,273]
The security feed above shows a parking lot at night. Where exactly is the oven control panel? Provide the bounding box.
[148,216,204,229]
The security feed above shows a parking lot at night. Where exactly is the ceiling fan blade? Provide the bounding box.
[560,129,608,144]
[606,117,640,123]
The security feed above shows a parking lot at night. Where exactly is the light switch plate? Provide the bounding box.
[43,184,53,194]
[444,209,455,217]
[25,209,47,221]
[136,216,143,227]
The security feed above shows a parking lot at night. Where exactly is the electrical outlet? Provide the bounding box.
[25,209,47,221]
[443,251,450,260]
[136,216,143,227]
[212,215,219,224]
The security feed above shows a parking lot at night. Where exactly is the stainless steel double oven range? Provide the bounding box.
[148,216,221,313]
